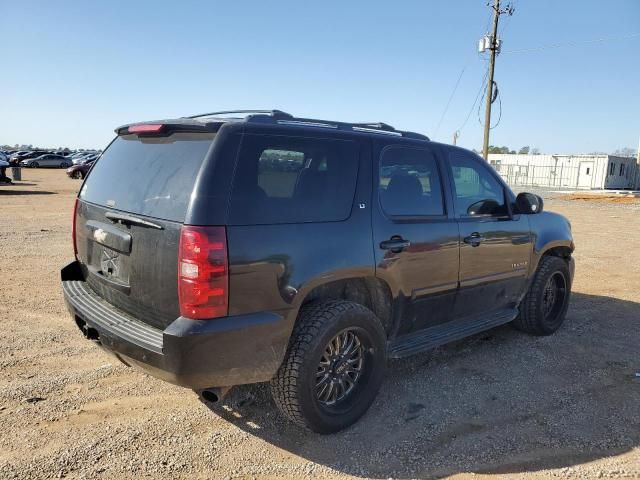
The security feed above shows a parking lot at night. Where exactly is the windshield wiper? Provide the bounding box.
[105,211,164,230]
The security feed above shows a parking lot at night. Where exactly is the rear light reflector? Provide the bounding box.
[72,198,79,258]
[178,226,228,320]
[128,124,164,133]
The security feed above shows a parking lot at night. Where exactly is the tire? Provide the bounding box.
[270,300,386,433]
[513,255,571,335]
[31,162,39,168]
[72,170,83,179]
[60,162,70,168]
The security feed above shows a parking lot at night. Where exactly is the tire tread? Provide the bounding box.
[514,255,569,335]
[270,300,373,430]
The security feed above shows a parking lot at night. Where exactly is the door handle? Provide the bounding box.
[463,232,484,247]
[380,237,411,252]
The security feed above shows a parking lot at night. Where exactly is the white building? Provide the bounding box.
[487,154,640,190]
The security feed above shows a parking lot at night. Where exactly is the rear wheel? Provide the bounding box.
[513,255,571,335]
[72,170,83,179]
[61,162,71,168]
[271,300,386,433]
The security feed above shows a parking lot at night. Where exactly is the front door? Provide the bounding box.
[445,149,532,318]
[373,143,459,335]
[578,161,594,188]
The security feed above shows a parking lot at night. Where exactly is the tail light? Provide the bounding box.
[128,124,164,134]
[72,198,79,258]
[178,226,228,320]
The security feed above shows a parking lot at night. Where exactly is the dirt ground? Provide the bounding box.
[556,194,640,205]
[1,169,639,480]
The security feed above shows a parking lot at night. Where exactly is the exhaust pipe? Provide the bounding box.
[82,324,99,341]
[199,386,231,404]
[75,317,99,341]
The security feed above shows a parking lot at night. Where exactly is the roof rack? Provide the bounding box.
[187,110,293,120]
[185,109,429,140]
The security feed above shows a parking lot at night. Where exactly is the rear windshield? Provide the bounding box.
[229,134,359,225]
[80,132,214,222]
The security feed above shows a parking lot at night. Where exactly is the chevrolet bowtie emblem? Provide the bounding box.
[100,249,120,277]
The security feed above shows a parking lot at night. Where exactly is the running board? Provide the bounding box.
[388,308,518,359]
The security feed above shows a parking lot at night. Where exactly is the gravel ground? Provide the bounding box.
[1,170,639,480]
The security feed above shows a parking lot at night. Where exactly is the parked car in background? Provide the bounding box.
[9,151,37,165]
[21,154,71,168]
[72,153,99,165]
[66,160,94,179]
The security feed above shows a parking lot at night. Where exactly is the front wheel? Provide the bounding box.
[513,255,571,335]
[72,170,83,179]
[271,300,386,433]
[31,162,39,168]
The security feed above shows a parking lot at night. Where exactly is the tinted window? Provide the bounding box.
[448,150,507,216]
[80,132,214,222]
[258,149,305,197]
[229,135,359,225]
[379,146,444,216]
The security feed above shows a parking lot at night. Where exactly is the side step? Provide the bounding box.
[388,308,518,359]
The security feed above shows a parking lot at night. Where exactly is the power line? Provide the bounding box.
[436,1,499,139]
[503,31,640,54]
[433,66,466,138]
[477,85,502,130]
[457,67,489,133]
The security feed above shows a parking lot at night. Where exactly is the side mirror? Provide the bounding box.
[515,192,544,214]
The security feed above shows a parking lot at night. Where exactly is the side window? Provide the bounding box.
[448,150,507,217]
[258,149,305,197]
[379,146,444,216]
[229,135,359,225]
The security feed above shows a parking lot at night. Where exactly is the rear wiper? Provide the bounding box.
[105,211,163,230]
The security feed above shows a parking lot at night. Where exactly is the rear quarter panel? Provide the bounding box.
[225,132,375,336]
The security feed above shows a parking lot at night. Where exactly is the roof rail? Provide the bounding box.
[186,109,293,120]
[185,110,429,140]
[351,122,396,132]
[272,116,429,140]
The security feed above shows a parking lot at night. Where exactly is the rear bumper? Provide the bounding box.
[61,261,291,390]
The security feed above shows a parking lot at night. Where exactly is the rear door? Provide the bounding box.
[45,155,59,167]
[445,148,532,318]
[76,130,215,329]
[372,142,459,335]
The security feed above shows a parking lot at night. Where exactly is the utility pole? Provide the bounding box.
[635,135,640,189]
[481,0,514,160]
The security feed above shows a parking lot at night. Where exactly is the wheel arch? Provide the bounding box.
[294,276,394,336]
[529,211,574,274]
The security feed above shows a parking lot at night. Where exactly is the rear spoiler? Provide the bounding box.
[115,118,223,136]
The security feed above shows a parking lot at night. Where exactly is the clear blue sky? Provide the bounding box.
[2,0,639,153]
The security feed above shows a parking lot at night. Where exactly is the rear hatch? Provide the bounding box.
[75,127,216,329]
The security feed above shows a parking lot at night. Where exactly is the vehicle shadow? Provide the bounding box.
[204,292,640,478]
[0,189,56,195]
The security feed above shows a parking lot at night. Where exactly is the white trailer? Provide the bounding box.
[487,154,639,190]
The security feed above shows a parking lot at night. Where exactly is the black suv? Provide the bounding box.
[62,110,574,433]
